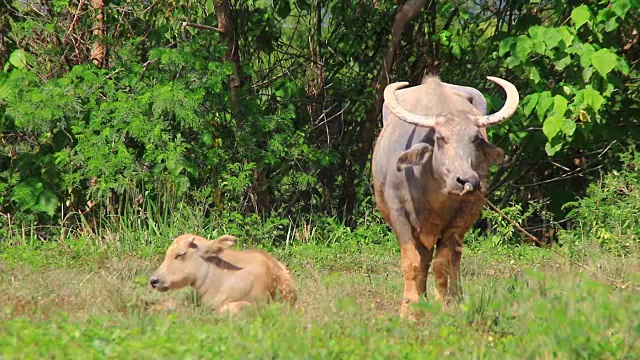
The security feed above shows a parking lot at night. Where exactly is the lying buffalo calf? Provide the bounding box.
[150,233,297,314]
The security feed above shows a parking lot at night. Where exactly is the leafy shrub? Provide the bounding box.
[560,150,640,255]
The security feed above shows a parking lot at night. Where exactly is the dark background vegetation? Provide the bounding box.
[0,0,638,245]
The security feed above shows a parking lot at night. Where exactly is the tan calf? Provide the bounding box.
[150,233,297,314]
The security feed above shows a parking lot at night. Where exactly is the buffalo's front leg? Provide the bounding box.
[399,241,434,318]
[392,214,433,318]
[439,197,482,301]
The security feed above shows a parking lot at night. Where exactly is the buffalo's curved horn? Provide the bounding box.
[383,82,439,128]
[473,76,520,127]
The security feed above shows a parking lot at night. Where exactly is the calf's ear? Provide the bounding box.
[199,235,238,259]
[213,235,237,249]
[397,143,433,171]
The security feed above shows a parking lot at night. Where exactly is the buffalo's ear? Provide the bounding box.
[477,138,504,165]
[199,235,237,260]
[397,143,433,171]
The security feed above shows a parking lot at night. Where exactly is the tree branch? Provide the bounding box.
[181,21,223,33]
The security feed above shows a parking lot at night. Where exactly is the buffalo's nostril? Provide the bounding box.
[150,277,159,288]
[456,177,480,191]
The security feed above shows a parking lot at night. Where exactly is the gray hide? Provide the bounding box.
[372,76,519,316]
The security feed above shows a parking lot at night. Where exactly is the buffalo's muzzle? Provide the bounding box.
[456,176,479,191]
[458,182,475,196]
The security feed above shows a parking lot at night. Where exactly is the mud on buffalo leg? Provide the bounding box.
[414,229,435,300]
[391,213,430,317]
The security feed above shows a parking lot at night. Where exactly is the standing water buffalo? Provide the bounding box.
[372,76,519,317]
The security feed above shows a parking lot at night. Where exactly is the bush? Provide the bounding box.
[560,149,640,255]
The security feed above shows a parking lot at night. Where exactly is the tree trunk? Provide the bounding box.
[306,1,325,123]
[342,0,428,222]
[90,0,105,67]
[214,0,243,118]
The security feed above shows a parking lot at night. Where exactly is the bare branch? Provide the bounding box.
[181,22,223,33]
[65,0,86,41]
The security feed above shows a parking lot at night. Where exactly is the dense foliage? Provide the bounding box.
[0,0,638,242]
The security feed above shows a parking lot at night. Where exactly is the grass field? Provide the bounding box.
[1,229,639,359]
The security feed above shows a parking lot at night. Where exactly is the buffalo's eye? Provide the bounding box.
[472,134,484,143]
[435,135,448,144]
[174,252,186,259]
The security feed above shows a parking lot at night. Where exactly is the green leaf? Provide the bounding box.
[561,118,576,136]
[522,93,539,117]
[296,0,311,11]
[612,0,632,17]
[554,56,572,70]
[552,95,568,116]
[9,49,29,69]
[536,92,553,121]
[275,0,292,18]
[571,5,591,29]
[532,39,546,54]
[596,7,614,20]
[578,43,595,68]
[0,76,11,100]
[604,17,619,32]
[543,28,563,50]
[545,141,563,156]
[451,43,461,59]
[515,35,533,59]
[505,56,521,68]
[591,49,617,77]
[543,114,563,139]
[499,37,517,56]
[11,178,44,210]
[35,189,60,217]
[582,67,594,82]
[558,27,575,47]
[528,67,541,84]
[528,26,545,42]
[617,58,630,75]
[582,87,605,112]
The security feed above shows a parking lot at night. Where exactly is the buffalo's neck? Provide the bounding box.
[413,169,483,230]
[192,261,225,302]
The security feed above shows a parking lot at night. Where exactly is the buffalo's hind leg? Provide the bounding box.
[449,233,464,299]
[432,238,453,306]
[434,232,466,306]
[219,301,253,315]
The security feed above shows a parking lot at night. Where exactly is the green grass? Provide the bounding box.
[1,230,639,359]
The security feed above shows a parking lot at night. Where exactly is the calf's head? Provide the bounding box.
[149,234,237,292]
[386,76,519,195]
